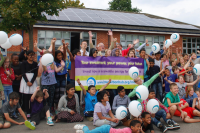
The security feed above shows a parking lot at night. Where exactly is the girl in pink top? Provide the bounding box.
[74,120,144,133]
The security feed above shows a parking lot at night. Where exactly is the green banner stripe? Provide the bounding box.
[75,75,144,80]
[75,85,138,91]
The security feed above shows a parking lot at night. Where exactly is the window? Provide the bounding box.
[183,37,200,55]
[37,30,70,52]
[81,32,97,51]
[120,34,165,54]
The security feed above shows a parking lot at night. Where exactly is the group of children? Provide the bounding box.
[0,30,200,133]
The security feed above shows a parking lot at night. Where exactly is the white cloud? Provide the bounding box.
[79,0,200,26]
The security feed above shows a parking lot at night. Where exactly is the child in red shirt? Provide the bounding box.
[0,56,15,104]
[174,99,200,123]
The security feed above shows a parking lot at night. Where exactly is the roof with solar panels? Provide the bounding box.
[33,7,200,34]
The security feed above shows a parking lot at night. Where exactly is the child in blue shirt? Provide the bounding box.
[76,78,111,121]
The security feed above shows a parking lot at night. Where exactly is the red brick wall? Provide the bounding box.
[5,27,199,58]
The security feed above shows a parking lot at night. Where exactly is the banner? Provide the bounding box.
[75,56,144,91]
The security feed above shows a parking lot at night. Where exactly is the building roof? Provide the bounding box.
[43,7,199,31]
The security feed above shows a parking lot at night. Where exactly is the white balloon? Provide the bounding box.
[41,53,54,66]
[9,34,23,46]
[170,33,180,43]
[147,99,159,113]
[151,43,160,53]
[115,106,128,120]
[0,31,8,44]
[193,64,200,75]
[1,39,12,49]
[128,100,142,117]
[136,85,149,100]
[164,39,173,48]
[129,66,139,79]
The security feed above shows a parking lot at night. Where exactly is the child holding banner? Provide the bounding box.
[76,78,111,121]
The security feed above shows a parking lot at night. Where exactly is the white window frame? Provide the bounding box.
[120,34,165,54]
[183,37,200,55]
[37,30,71,52]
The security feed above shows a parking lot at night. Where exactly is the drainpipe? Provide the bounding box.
[22,30,24,50]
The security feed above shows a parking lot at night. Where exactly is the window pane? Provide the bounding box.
[146,36,152,42]
[38,38,45,45]
[160,42,163,48]
[188,49,191,54]
[192,49,196,53]
[46,31,53,38]
[154,36,159,42]
[92,33,96,39]
[192,38,196,43]
[54,31,62,38]
[46,38,51,46]
[160,42,163,45]
[38,31,45,38]
[65,39,70,43]
[146,48,151,54]
[192,43,196,48]
[83,32,89,38]
[183,49,187,53]
[183,37,187,42]
[188,43,191,48]
[159,36,164,42]
[183,43,187,48]
[63,32,70,39]
[126,35,132,41]
[197,38,200,43]
[121,41,126,47]
[55,40,62,45]
[139,36,145,41]
[133,35,138,40]
[197,43,200,49]
[126,41,132,45]
[92,40,95,46]
[187,38,191,42]
[120,34,126,41]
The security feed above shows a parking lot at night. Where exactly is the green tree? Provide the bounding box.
[66,0,85,8]
[109,0,142,13]
[0,0,66,50]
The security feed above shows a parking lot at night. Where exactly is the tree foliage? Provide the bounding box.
[0,0,66,50]
[109,0,142,13]
[66,0,85,8]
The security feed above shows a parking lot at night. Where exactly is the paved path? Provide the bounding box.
[2,114,200,133]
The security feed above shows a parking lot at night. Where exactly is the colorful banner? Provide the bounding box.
[75,56,144,91]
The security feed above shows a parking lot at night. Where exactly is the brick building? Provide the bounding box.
[2,7,200,59]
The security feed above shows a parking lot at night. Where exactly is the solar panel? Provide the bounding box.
[44,8,199,30]
[91,18,106,23]
[68,16,82,21]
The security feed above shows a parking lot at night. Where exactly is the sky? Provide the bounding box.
[79,0,200,26]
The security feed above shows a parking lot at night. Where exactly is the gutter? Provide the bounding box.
[33,23,200,36]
